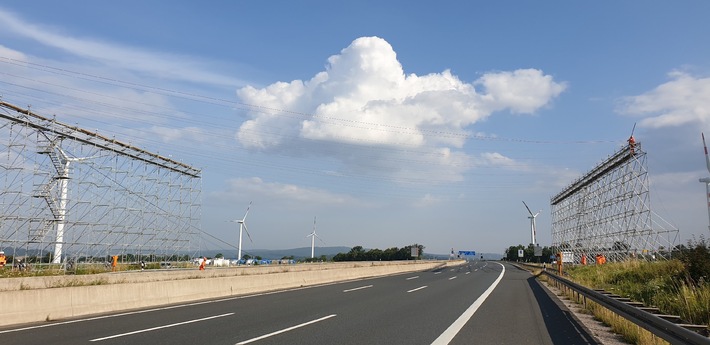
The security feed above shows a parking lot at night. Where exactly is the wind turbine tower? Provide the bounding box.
[228,202,253,260]
[523,201,541,246]
[46,142,97,264]
[699,133,710,232]
[307,216,324,259]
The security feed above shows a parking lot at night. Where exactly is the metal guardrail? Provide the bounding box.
[524,264,710,345]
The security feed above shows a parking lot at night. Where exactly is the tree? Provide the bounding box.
[215,253,224,259]
[504,245,525,261]
[332,245,426,262]
[673,237,710,285]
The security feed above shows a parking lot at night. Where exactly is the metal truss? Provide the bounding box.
[0,101,201,267]
[550,142,678,263]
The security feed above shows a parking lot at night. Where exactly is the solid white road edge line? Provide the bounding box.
[430,262,505,345]
[235,314,337,345]
[89,313,234,342]
[343,285,373,292]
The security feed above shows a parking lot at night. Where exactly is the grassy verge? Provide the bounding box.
[567,260,710,328]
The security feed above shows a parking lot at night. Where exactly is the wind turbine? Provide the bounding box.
[699,133,710,232]
[228,202,253,260]
[49,143,98,264]
[522,201,541,246]
[306,216,324,259]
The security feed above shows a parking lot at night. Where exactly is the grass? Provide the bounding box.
[586,302,670,345]
[563,260,710,339]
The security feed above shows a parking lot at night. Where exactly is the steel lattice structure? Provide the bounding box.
[550,142,678,263]
[0,101,201,267]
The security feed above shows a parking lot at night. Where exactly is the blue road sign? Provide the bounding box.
[457,251,476,256]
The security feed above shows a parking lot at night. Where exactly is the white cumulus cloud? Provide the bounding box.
[620,71,710,128]
[235,36,566,181]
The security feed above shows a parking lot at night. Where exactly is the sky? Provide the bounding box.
[1,1,710,256]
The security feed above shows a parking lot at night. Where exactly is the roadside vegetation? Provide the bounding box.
[332,244,425,262]
[561,238,710,342]
[566,239,710,326]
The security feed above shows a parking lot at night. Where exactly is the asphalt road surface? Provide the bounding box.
[0,262,599,345]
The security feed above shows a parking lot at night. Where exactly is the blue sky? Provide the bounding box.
[1,1,709,256]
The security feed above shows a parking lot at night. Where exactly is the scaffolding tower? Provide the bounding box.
[550,141,678,263]
[0,101,202,267]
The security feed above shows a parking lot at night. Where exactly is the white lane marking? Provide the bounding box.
[407,286,428,293]
[0,276,356,334]
[449,269,455,271]
[89,313,233,342]
[343,285,373,292]
[431,262,505,345]
[434,272,442,275]
[236,314,337,345]
[448,276,457,280]
[465,272,470,275]
[406,276,419,280]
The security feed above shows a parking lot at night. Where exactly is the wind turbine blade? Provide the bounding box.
[242,201,252,221]
[522,201,533,216]
[703,133,710,174]
[243,223,253,243]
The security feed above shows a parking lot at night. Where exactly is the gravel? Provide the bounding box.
[542,279,631,345]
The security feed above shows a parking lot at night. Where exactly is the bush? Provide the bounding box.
[672,237,710,286]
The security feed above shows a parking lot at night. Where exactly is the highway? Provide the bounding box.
[0,262,599,345]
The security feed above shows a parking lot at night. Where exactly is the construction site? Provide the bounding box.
[0,101,202,270]
[550,137,679,263]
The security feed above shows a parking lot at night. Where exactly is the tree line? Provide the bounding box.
[333,245,425,262]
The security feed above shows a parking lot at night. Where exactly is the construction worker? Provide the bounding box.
[0,251,6,268]
[199,257,206,270]
[628,135,636,155]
